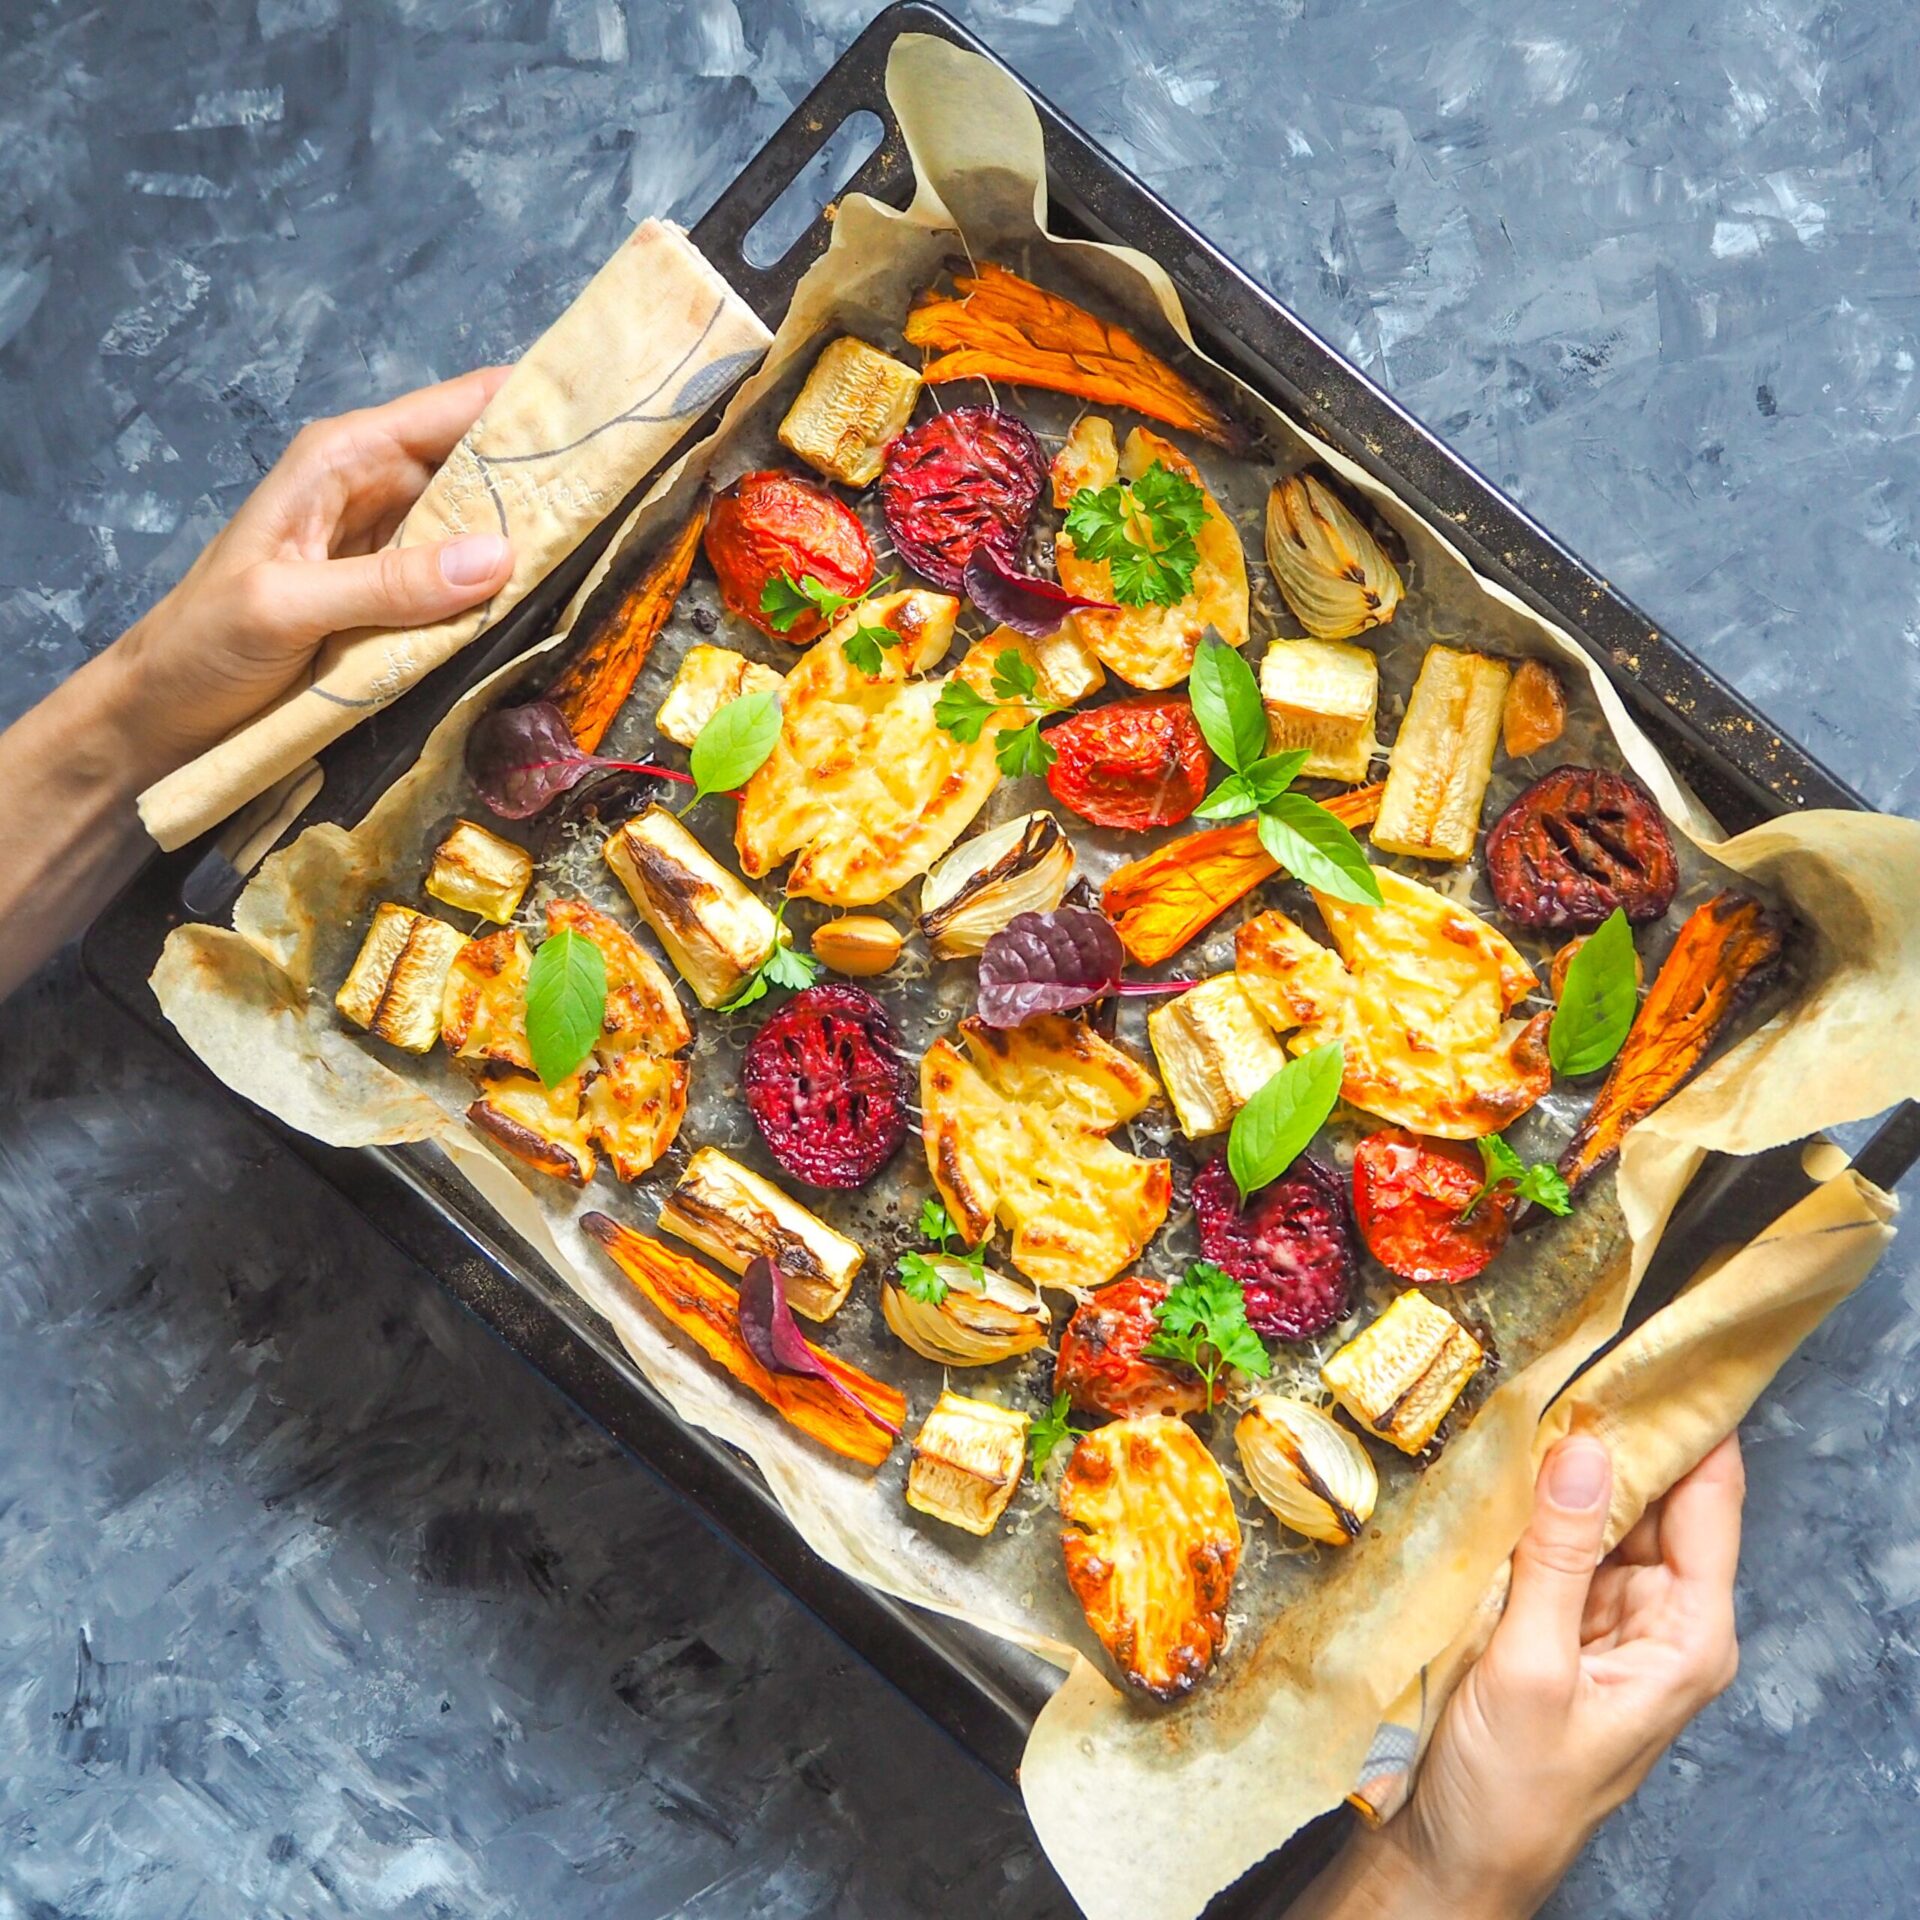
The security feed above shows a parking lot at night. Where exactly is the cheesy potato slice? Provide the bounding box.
[441,929,534,1071]
[734,589,1024,908]
[1235,867,1551,1138]
[920,1015,1170,1292]
[1060,1415,1242,1700]
[1052,420,1250,690]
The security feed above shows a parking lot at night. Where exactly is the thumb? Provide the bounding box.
[266,533,514,642]
[1496,1435,1614,1669]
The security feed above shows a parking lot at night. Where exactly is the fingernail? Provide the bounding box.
[440,533,510,587]
[1547,1438,1610,1510]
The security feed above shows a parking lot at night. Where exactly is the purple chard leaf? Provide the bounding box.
[465,698,692,820]
[962,547,1117,639]
[737,1256,901,1436]
[976,907,1195,1028]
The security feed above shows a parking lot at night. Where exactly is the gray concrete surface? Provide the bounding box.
[3,0,1918,1913]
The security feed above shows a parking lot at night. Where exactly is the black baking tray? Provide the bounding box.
[82,5,1920,1911]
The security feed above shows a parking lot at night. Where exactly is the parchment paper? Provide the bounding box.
[148,36,1920,1920]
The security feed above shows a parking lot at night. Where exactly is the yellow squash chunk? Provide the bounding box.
[906,1391,1029,1537]
[425,819,534,923]
[1060,1415,1242,1700]
[654,643,785,750]
[658,1146,864,1323]
[1235,866,1551,1138]
[603,806,780,1009]
[920,1015,1170,1292]
[1147,974,1292,1138]
[1259,638,1379,784]
[336,903,467,1053]
[777,336,923,486]
[440,929,534,1071]
[1322,1292,1484,1454]
[1372,645,1511,862]
[735,591,1020,907]
[467,1071,596,1187]
[1052,421,1250,690]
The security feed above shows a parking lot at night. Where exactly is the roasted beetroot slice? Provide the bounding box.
[1192,1155,1355,1343]
[879,406,1045,591]
[742,983,909,1189]
[1485,766,1680,933]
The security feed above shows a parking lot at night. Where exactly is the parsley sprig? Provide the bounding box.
[718,900,821,1012]
[1188,636,1384,908]
[1027,1392,1087,1477]
[1063,459,1208,607]
[933,648,1063,778]
[895,1199,988,1307]
[1459,1134,1573,1222]
[1144,1261,1272,1411]
[760,571,901,676]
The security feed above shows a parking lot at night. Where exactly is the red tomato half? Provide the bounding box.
[1351,1129,1512,1285]
[704,470,874,642]
[1054,1275,1208,1419]
[1043,696,1212,831]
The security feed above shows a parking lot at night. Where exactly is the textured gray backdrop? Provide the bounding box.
[3,0,1918,1914]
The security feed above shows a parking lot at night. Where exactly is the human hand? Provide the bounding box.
[1292,1433,1744,1920]
[107,365,515,785]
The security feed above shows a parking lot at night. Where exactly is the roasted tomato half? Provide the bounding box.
[1043,695,1212,832]
[1191,1155,1355,1341]
[1351,1128,1511,1285]
[741,983,909,1189]
[1054,1275,1208,1419]
[704,470,875,642]
[879,406,1045,591]
[1485,766,1679,933]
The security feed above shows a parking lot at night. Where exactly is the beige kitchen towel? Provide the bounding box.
[137,218,769,852]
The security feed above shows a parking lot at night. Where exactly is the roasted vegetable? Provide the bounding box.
[1322,1291,1484,1454]
[881,1260,1050,1367]
[1236,867,1552,1138]
[1235,1395,1379,1545]
[1371,646,1511,863]
[879,405,1045,592]
[809,915,904,978]
[704,471,874,643]
[919,813,1075,959]
[440,929,534,1070]
[336,903,468,1053]
[905,263,1241,448]
[1264,472,1405,640]
[1054,1276,1207,1419]
[1191,1155,1355,1342]
[425,819,534,923]
[920,1014,1170,1292]
[468,1070,596,1186]
[603,806,781,1009]
[1060,1415,1243,1700]
[546,494,707,752]
[580,1050,689,1184]
[906,1391,1029,1536]
[1486,766,1680,932]
[1147,974,1292,1138]
[1351,1128,1512,1284]
[1259,638,1379,786]
[546,897,691,1061]
[654,644,785,750]
[1559,891,1785,1194]
[1100,784,1384,968]
[1501,659,1567,759]
[581,1217,903,1468]
[1042,694,1210,831]
[743,983,910,1190]
[777,337,922,487]
[659,1145,864,1321]
[1051,422,1249,690]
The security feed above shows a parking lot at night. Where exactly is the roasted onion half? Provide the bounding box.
[1265,471,1405,640]
[881,1259,1052,1367]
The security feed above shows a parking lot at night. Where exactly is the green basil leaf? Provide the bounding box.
[1188,636,1269,773]
[688,689,782,808]
[525,929,607,1088]
[1550,908,1639,1076]
[1193,771,1261,822]
[1227,1040,1345,1202]
[1256,792,1384,905]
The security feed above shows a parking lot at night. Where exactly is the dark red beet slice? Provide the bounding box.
[742,983,909,1189]
[1485,766,1679,933]
[879,406,1045,592]
[1192,1154,1355,1343]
